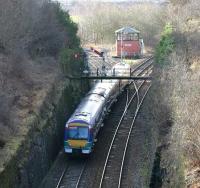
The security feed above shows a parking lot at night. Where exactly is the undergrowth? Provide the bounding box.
[155,23,174,65]
[56,6,84,76]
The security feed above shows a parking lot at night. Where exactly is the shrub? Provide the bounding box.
[59,47,84,76]
[54,3,83,76]
[0,0,81,58]
[155,23,175,65]
[151,1,200,185]
[0,0,83,144]
[56,4,80,48]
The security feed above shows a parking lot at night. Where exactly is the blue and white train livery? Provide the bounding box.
[64,63,130,154]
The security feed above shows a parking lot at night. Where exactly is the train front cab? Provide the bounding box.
[64,121,93,154]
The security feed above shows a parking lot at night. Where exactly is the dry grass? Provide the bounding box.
[0,53,60,147]
[156,50,200,187]
[167,1,200,182]
[0,0,70,56]
[167,53,200,156]
[150,1,200,186]
[149,52,199,187]
[0,0,70,151]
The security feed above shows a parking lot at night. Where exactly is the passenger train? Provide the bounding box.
[64,63,130,154]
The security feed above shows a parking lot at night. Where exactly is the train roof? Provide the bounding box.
[111,62,130,76]
[66,62,130,127]
[113,62,130,69]
[67,94,105,126]
[88,81,116,97]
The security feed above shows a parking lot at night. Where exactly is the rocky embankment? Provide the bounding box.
[0,77,87,188]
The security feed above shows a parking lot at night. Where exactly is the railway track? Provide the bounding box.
[42,56,153,188]
[96,57,153,188]
[86,47,152,76]
[55,159,87,188]
[98,73,151,188]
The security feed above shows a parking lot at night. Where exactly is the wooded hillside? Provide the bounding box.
[0,0,81,151]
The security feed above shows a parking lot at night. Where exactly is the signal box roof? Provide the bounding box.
[115,26,140,34]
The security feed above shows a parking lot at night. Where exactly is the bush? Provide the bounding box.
[55,5,84,76]
[0,0,81,58]
[59,47,84,76]
[56,6,80,48]
[0,0,83,144]
[151,0,200,186]
[155,23,175,65]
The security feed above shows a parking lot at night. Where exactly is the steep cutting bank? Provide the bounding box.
[0,1,85,187]
[0,79,87,188]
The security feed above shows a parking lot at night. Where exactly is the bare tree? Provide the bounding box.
[75,1,166,46]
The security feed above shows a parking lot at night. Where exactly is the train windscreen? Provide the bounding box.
[68,127,88,140]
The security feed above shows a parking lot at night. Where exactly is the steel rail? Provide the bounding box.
[125,88,129,108]
[118,83,152,188]
[99,58,153,188]
[55,161,87,188]
[55,165,68,188]
[67,56,153,80]
[131,56,153,73]
[98,80,146,188]
[75,161,87,188]
[56,57,153,188]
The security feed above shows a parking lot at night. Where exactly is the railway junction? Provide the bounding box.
[40,47,155,188]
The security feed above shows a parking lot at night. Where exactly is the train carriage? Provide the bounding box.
[64,63,130,154]
[64,94,105,154]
